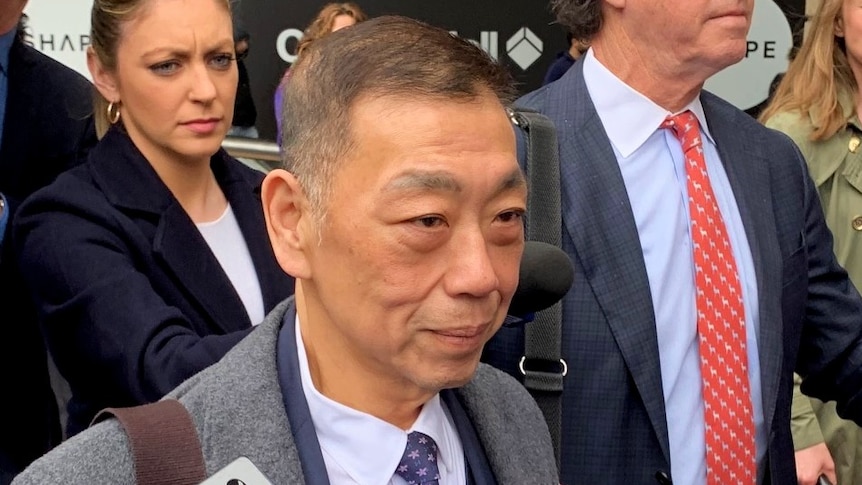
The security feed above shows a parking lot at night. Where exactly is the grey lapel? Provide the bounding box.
[526,62,671,463]
[170,299,307,483]
[457,364,559,484]
[700,92,784,434]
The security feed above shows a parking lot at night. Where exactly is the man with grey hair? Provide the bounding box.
[13,15,558,484]
[483,0,862,484]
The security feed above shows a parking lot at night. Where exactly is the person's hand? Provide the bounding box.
[795,442,837,485]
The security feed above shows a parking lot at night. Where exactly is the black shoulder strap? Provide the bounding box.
[509,108,565,468]
[92,399,207,485]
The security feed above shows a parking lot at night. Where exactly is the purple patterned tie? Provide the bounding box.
[395,431,441,485]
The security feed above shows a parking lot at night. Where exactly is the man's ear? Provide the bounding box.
[262,169,313,279]
[86,47,119,102]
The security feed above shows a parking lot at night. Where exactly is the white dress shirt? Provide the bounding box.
[296,318,467,484]
[581,48,764,484]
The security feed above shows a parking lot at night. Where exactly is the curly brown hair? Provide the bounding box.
[551,0,602,43]
[295,2,367,60]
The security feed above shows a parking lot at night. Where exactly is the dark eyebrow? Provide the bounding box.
[494,168,527,198]
[383,170,462,193]
[382,168,526,198]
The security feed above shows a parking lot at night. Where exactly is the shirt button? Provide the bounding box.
[853,216,862,231]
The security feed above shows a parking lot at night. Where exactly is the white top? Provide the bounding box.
[581,48,763,485]
[196,204,265,325]
[295,317,467,484]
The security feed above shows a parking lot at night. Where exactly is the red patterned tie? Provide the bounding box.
[662,111,756,484]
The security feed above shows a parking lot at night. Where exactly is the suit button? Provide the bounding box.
[853,216,862,231]
[654,470,672,485]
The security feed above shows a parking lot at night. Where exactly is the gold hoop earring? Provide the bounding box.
[107,101,121,124]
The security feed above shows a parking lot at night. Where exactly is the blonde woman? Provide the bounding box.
[13,0,295,437]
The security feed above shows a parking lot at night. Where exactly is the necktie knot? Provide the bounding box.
[661,110,702,153]
[396,431,440,484]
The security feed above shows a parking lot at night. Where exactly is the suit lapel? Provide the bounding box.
[701,93,783,433]
[441,390,495,485]
[153,202,251,332]
[275,304,331,485]
[193,300,309,483]
[91,130,252,333]
[215,158,294,311]
[546,64,671,462]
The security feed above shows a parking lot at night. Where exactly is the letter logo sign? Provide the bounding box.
[506,27,543,70]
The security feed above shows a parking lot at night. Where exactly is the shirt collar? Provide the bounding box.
[0,27,17,76]
[295,316,456,484]
[581,48,715,157]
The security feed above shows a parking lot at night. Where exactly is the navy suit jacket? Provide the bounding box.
[275,305,497,485]
[0,36,96,483]
[483,60,862,484]
[13,128,294,436]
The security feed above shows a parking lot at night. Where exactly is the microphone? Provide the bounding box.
[505,241,574,324]
[199,457,274,485]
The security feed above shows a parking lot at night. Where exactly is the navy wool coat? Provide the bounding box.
[13,127,294,436]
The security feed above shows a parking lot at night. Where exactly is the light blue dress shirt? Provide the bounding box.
[582,49,764,485]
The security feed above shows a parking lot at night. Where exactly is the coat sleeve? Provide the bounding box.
[12,180,252,410]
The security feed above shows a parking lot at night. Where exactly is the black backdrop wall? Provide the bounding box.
[239,0,807,141]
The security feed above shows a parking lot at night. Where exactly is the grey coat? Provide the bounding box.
[13,299,558,484]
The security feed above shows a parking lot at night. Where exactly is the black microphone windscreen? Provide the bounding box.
[507,241,574,317]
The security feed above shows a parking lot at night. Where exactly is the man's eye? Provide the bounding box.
[413,216,446,228]
[497,210,525,223]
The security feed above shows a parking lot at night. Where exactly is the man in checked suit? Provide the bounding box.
[482,0,862,483]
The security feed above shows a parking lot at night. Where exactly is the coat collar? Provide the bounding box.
[171,299,307,483]
[88,127,251,215]
[88,128,292,330]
